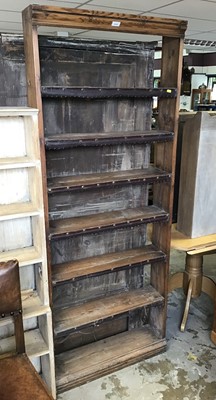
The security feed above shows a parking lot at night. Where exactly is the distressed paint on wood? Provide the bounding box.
[53,266,146,309]
[48,184,148,220]
[46,144,150,178]
[25,5,187,37]
[51,225,147,265]
[54,317,127,354]
[54,286,163,335]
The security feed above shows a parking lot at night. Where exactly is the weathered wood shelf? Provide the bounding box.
[0,202,40,221]
[0,328,49,358]
[0,157,38,169]
[49,206,169,240]
[54,286,164,336]
[0,290,50,329]
[45,131,174,149]
[21,290,50,319]
[52,245,166,284]
[48,167,171,193]
[0,246,42,267]
[41,86,177,99]
[55,326,166,393]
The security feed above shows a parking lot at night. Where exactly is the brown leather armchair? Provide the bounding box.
[0,260,53,399]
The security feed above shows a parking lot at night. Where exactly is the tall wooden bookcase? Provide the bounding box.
[22,5,187,394]
[0,107,56,397]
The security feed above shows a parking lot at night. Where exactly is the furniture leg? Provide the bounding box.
[180,278,193,331]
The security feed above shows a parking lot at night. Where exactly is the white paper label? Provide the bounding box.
[112,21,121,27]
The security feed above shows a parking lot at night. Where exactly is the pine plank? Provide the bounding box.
[45,130,174,149]
[28,5,187,38]
[0,246,42,267]
[0,328,49,358]
[0,157,38,169]
[21,290,50,319]
[55,326,166,393]
[54,286,164,336]
[49,206,169,239]
[48,167,171,193]
[52,245,166,284]
[0,202,40,221]
[171,224,216,254]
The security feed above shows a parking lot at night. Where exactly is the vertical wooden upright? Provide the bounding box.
[22,5,187,394]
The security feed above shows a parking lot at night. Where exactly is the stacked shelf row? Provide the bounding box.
[46,127,171,392]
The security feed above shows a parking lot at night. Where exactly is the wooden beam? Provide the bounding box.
[151,36,184,337]
[22,6,52,304]
[23,5,187,38]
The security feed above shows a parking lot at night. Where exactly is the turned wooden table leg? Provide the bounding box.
[169,251,216,340]
[180,254,203,331]
[180,278,193,331]
[169,254,203,331]
[183,254,203,298]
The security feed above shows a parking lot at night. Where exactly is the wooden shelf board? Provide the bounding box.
[45,130,174,149]
[0,328,49,358]
[56,326,166,393]
[48,167,171,193]
[41,86,177,99]
[0,202,40,221]
[0,290,50,328]
[54,285,164,336]
[0,157,38,169]
[21,290,50,319]
[0,107,38,117]
[0,246,42,267]
[52,245,166,284]
[171,224,216,253]
[49,206,169,240]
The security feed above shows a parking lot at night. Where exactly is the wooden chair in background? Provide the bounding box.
[0,260,53,400]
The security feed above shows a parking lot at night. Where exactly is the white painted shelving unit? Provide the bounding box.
[0,107,56,398]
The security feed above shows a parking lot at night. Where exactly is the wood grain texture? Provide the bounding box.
[47,167,171,193]
[55,326,166,392]
[151,36,184,338]
[48,184,148,220]
[46,144,150,180]
[54,286,164,336]
[49,206,169,239]
[54,317,127,354]
[52,245,166,284]
[50,225,147,265]
[22,8,53,306]
[26,4,187,37]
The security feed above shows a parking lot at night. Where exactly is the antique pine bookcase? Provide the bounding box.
[22,5,187,394]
